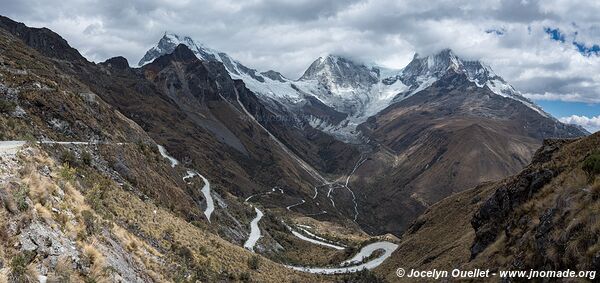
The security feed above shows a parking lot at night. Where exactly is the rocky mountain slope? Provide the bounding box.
[1,17,363,221]
[376,132,600,282]
[0,15,400,282]
[111,29,590,239]
[139,34,406,142]
[352,69,587,236]
[0,24,319,281]
[1,13,594,283]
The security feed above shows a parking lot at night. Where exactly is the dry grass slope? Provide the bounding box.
[376,133,600,282]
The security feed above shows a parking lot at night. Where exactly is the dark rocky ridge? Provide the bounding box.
[260,70,287,82]
[470,167,558,257]
[0,15,84,62]
[102,56,130,70]
[470,138,578,258]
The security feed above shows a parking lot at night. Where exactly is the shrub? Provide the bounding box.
[9,254,29,279]
[583,151,600,175]
[13,184,30,211]
[239,272,251,282]
[173,266,188,283]
[81,244,107,282]
[136,141,150,155]
[60,163,77,182]
[0,99,16,113]
[247,255,260,270]
[198,245,208,257]
[81,151,92,166]
[9,251,36,281]
[60,150,78,167]
[86,184,106,212]
[29,175,54,205]
[52,256,74,282]
[171,242,194,262]
[81,210,99,236]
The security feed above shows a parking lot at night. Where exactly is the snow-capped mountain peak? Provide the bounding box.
[138,32,203,66]
[139,36,550,142]
[292,55,408,141]
[299,55,379,89]
[399,48,475,90]
[396,49,548,116]
[139,32,267,82]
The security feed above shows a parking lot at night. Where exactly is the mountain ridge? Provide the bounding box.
[0,14,596,283]
[352,70,587,235]
[138,33,587,143]
[134,33,589,237]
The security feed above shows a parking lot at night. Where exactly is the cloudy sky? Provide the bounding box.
[3,0,600,131]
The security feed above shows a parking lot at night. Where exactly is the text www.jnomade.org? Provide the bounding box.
[396,268,596,280]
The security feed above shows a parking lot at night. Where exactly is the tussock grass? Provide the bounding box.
[82,243,110,282]
[26,174,56,206]
[0,141,327,282]
[33,203,52,223]
[47,256,75,282]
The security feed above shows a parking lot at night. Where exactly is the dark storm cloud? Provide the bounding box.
[1,0,600,107]
[245,0,365,22]
[491,0,558,22]
[516,76,595,96]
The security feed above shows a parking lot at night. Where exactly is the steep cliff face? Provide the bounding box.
[469,134,600,271]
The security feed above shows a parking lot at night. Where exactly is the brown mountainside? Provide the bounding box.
[354,72,586,236]
[376,132,600,282]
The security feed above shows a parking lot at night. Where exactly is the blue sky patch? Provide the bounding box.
[545,26,600,57]
[485,28,505,36]
[535,100,600,118]
[544,27,565,43]
[573,41,600,56]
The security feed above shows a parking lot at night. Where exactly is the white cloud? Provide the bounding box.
[1,0,600,107]
[559,115,600,133]
[523,92,600,104]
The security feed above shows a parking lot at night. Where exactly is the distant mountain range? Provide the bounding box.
[0,15,595,282]
[140,33,587,143]
[136,32,587,235]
